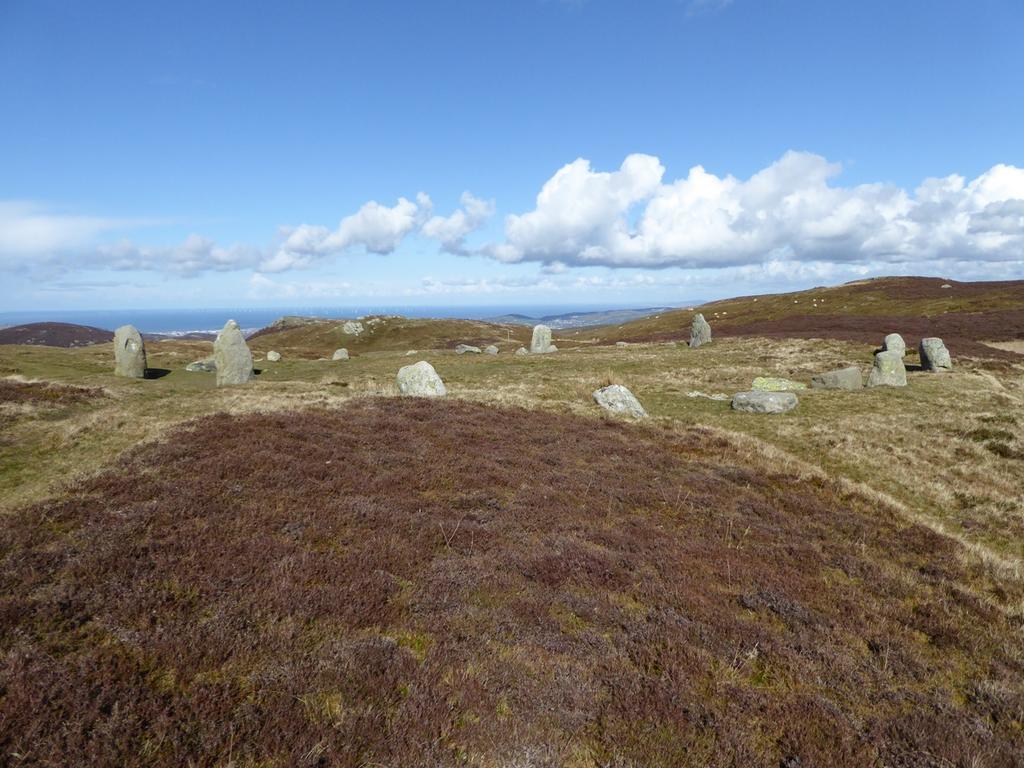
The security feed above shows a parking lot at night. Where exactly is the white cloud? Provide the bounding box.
[0,201,134,263]
[96,234,262,275]
[484,151,1024,270]
[421,192,495,254]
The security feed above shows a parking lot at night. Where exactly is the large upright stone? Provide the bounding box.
[113,325,147,378]
[593,384,647,419]
[397,361,446,397]
[883,333,906,357]
[811,366,863,390]
[530,324,555,354]
[690,313,712,348]
[213,320,255,386]
[867,350,907,388]
[919,338,952,371]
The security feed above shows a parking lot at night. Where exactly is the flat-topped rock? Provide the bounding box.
[455,344,482,355]
[690,313,712,348]
[397,361,446,397]
[752,376,806,392]
[919,337,952,371]
[593,384,647,418]
[731,390,798,414]
[214,320,255,386]
[113,325,147,378]
[811,366,863,390]
[867,350,907,387]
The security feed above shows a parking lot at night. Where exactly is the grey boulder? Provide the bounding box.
[266,350,281,362]
[455,344,482,355]
[883,333,906,357]
[867,350,907,387]
[213,319,255,386]
[514,347,529,356]
[484,345,499,355]
[690,313,712,348]
[731,390,798,414]
[919,337,952,371]
[332,348,349,361]
[113,324,147,378]
[810,366,863,390]
[342,321,364,336]
[185,357,216,372]
[592,384,647,418]
[397,360,446,397]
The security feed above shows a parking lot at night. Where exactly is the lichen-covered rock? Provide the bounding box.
[484,345,499,355]
[213,320,255,386]
[514,347,529,356]
[883,333,906,357]
[690,313,712,348]
[113,325,147,378]
[530,325,554,354]
[752,376,807,392]
[332,348,349,361]
[810,366,863,390]
[731,390,798,414]
[455,344,481,355]
[919,337,952,371]
[266,351,281,362]
[592,384,647,418]
[396,361,446,397]
[342,321,364,336]
[867,350,907,388]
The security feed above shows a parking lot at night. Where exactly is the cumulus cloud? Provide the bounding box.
[483,151,1024,270]
[421,192,495,255]
[0,201,139,265]
[97,235,262,275]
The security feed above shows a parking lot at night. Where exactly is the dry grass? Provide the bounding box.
[3,398,1023,766]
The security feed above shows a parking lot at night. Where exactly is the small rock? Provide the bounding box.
[731,391,798,414]
[514,347,529,356]
[941,283,952,289]
[332,348,349,361]
[214,319,255,386]
[690,313,712,348]
[396,361,446,397]
[266,350,281,362]
[185,358,216,372]
[593,384,647,418]
[405,350,417,356]
[484,345,499,355]
[752,376,807,392]
[919,337,952,371]
[530,324,555,353]
[342,320,364,336]
[882,333,906,357]
[113,325,147,378]
[615,341,629,347]
[867,350,907,387]
[810,366,863,390]
[455,344,482,355]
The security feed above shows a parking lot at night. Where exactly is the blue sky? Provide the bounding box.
[1,0,1022,311]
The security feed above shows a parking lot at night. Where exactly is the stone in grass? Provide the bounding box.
[484,345,499,355]
[752,376,807,392]
[867,350,907,388]
[530,324,555,354]
[882,333,906,357]
[396,360,446,397]
[113,324,147,378]
[810,366,863,390]
[213,319,255,386]
[690,313,712,348]
[919,337,952,371]
[593,384,647,418]
[332,348,349,361]
[185,357,216,372]
[514,347,529,356]
[342,320,364,336]
[731,390,798,414]
[266,351,281,362]
[455,344,482,355]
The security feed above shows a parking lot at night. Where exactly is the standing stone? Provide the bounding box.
[731,391,798,414]
[593,384,647,418]
[530,324,555,354]
[213,320,255,386]
[455,344,482,355]
[266,351,281,362]
[690,313,712,348]
[919,338,952,371]
[484,345,499,355]
[396,361,446,397]
[867,350,907,388]
[810,366,863,390]
[332,348,349,361]
[883,333,906,357]
[113,325,147,378]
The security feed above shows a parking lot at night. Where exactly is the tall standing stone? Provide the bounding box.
[113,325,147,378]
[530,324,554,354]
[690,313,712,348]
[213,320,255,386]
[883,333,906,357]
[919,338,952,371]
[867,350,907,388]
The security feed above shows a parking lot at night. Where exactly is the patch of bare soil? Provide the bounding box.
[1,398,1022,766]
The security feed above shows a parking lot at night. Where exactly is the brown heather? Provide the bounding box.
[2,398,1022,767]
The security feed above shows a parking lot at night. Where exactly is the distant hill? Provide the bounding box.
[0,322,113,348]
[487,306,678,329]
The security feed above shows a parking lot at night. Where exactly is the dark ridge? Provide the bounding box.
[1,398,1022,766]
[0,322,113,347]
